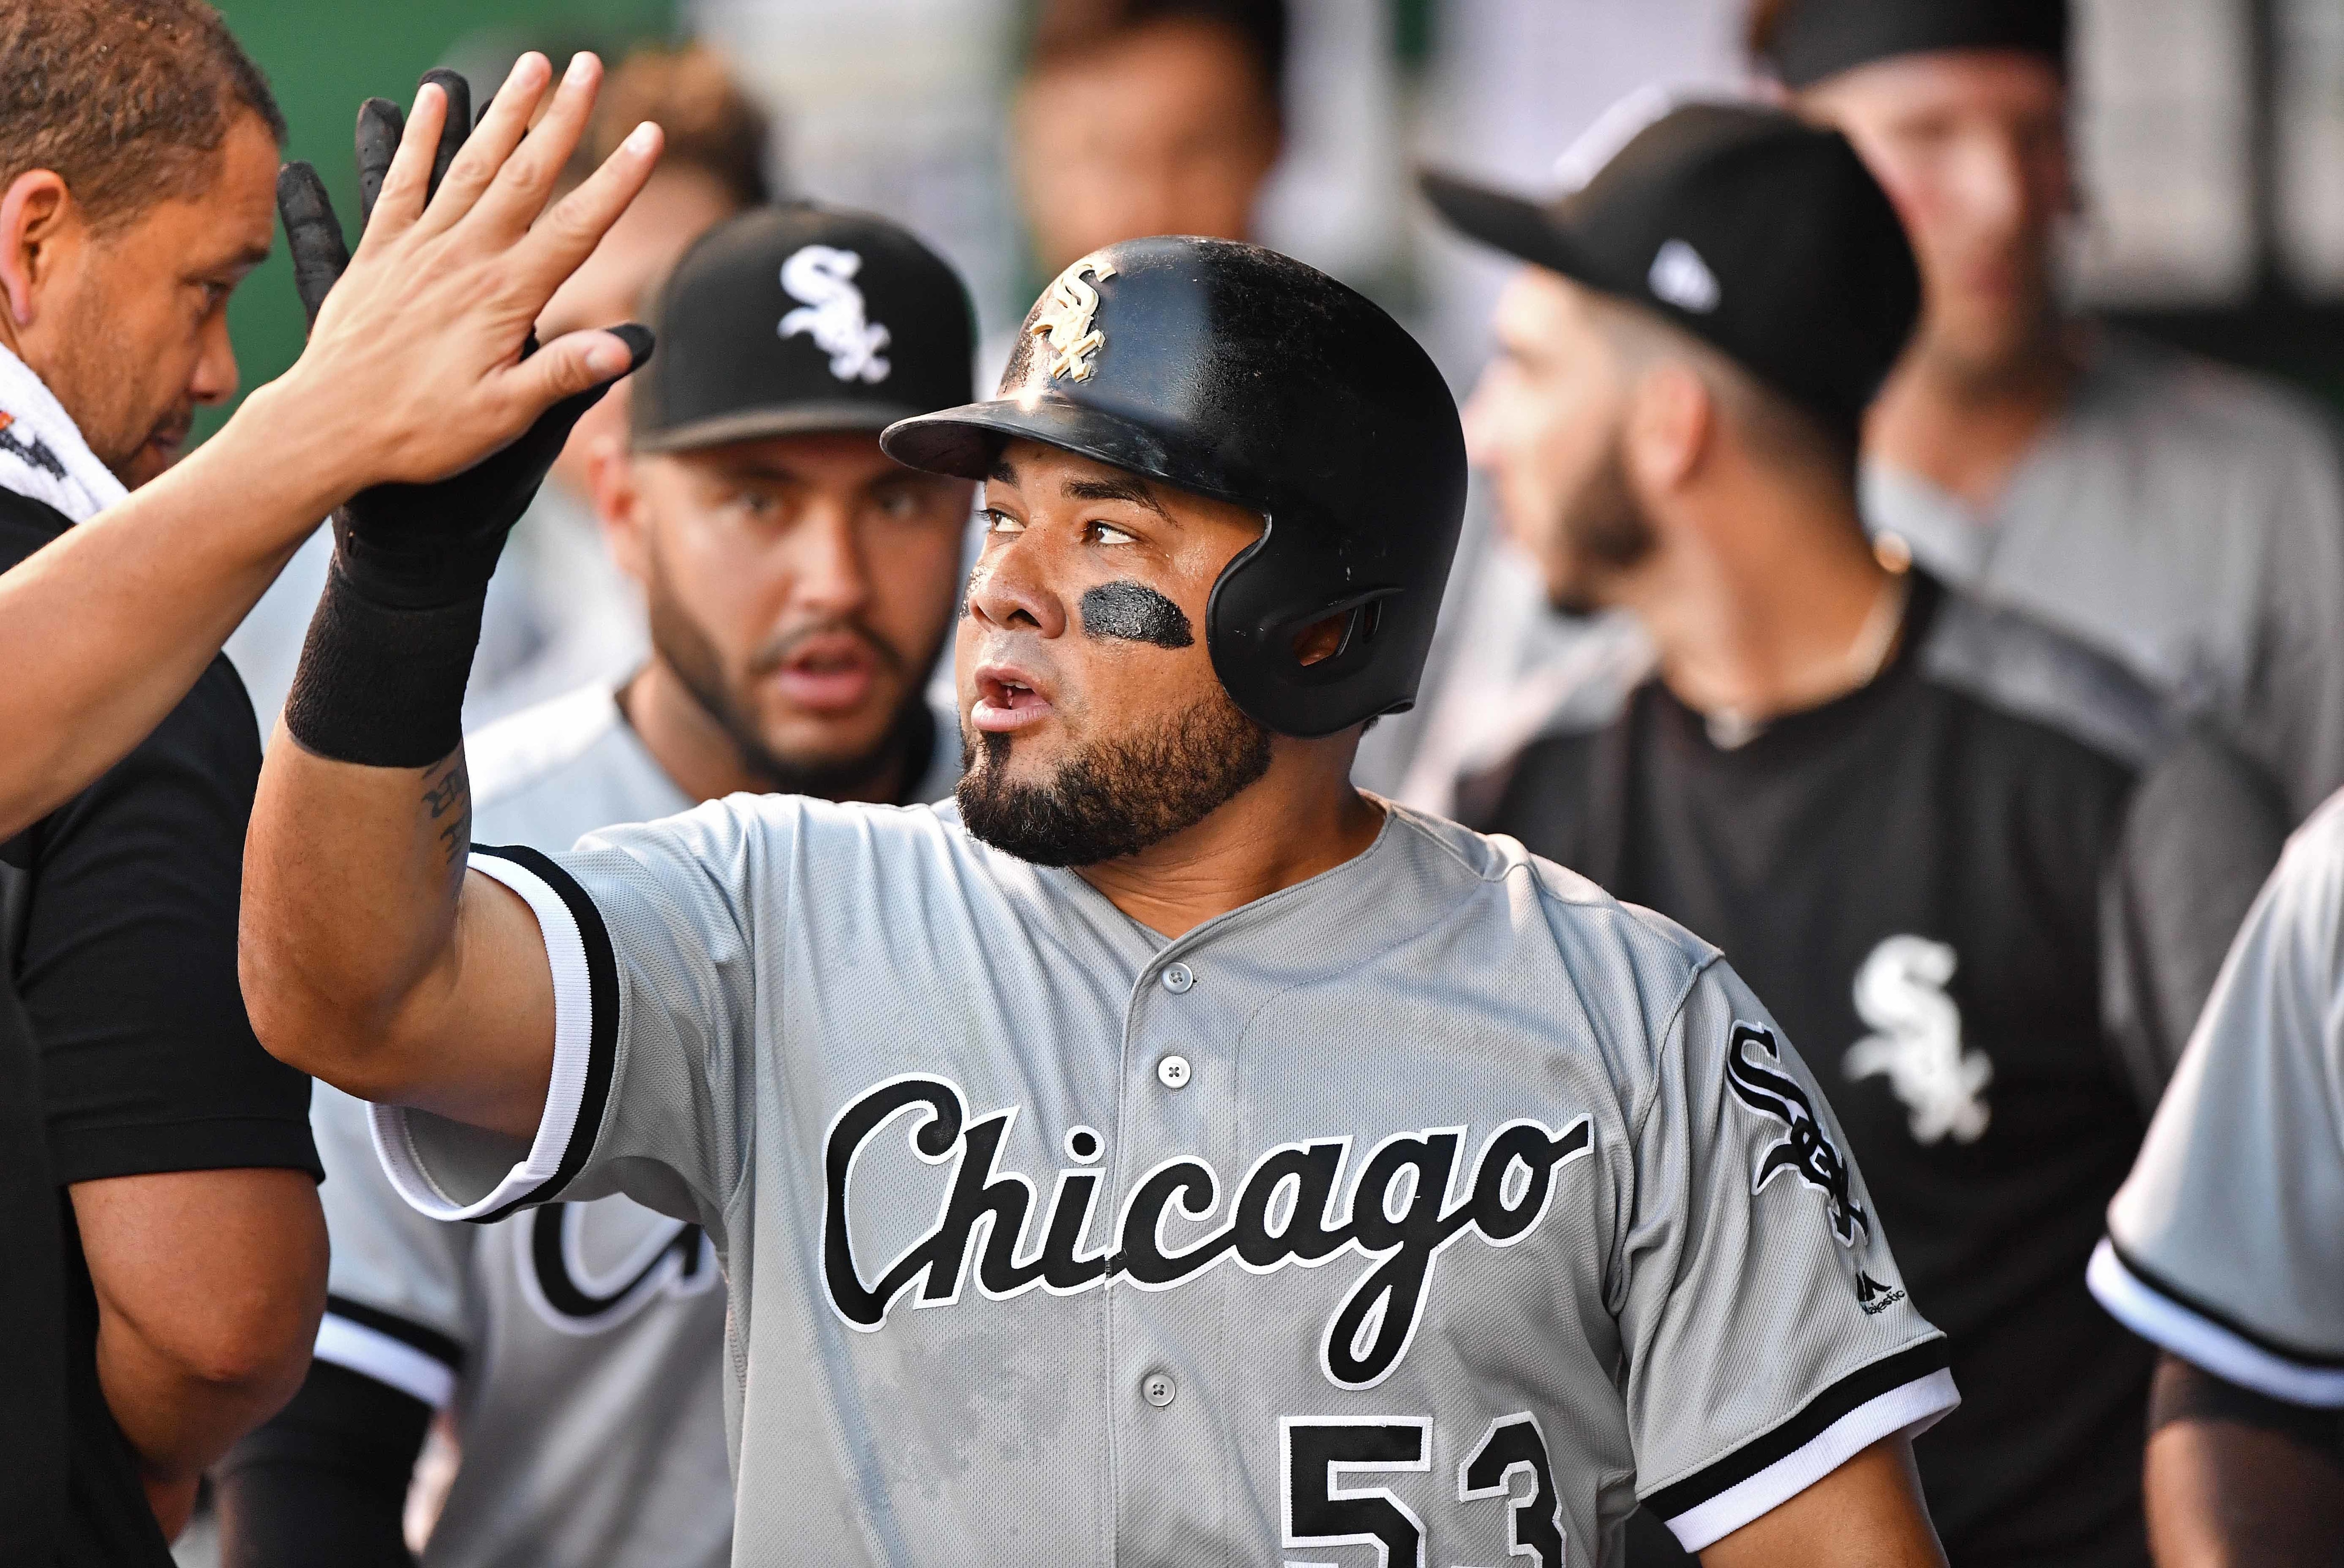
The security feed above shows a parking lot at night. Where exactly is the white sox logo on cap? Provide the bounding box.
[779,244,893,384]
[1029,255,1115,381]
[821,1074,1592,1389]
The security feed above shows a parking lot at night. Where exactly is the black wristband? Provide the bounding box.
[282,554,486,768]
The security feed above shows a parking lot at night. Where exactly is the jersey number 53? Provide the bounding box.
[1281,1413,1564,1567]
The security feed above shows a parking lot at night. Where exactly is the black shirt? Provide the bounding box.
[1479,574,2276,1568]
[0,488,321,1566]
[0,970,64,1560]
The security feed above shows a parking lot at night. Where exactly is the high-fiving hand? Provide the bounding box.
[270,55,666,553]
[274,55,657,610]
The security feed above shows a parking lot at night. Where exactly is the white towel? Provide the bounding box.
[0,341,127,523]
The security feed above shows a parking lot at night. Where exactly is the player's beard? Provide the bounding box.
[955,682,1274,867]
[1545,438,1654,617]
[646,550,937,800]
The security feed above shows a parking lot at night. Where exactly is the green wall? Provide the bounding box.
[199,0,676,444]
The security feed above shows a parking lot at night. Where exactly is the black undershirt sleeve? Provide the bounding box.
[2149,1353,2344,1463]
[214,1361,430,1568]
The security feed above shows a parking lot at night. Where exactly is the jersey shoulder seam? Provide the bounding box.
[1631,953,1722,1154]
[1385,807,1510,883]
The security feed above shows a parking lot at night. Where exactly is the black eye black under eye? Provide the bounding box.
[1079,581,1194,649]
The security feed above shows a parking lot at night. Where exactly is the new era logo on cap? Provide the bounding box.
[1648,239,1721,314]
[1419,101,1921,441]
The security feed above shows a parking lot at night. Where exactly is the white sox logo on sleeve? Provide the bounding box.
[820,1075,1592,1389]
[1725,1021,1869,1247]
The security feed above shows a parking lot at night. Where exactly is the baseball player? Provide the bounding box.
[1757,0,2344,824]
[2089,801,2344,1560]
[243,231,1963,1562]
[218,201,980,1568]
[1426,103,2282,1568]
[0,24,667,1558]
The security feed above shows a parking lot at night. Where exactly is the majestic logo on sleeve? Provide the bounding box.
[1853,1270,1905,1316]
[779,245,893,384]
[1028,256,1115,381]
[821,1075,1592,1389]
[1843,935,1991,1144]
[1725,1022,1869,1247]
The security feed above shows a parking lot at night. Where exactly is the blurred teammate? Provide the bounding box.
[0,6,323,1553]
[1013,0,1285,276]
[472,44,774,724]
[1756,0,2344,822]
[2090,806,2344,1565]
[1428,102,2278,1567]
[218,203,977,1568]
[0,19,665,1562]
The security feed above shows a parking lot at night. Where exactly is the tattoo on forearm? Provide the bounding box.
[421,756,471,879]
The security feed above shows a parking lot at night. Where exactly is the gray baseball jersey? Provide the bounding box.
[369,797,1955,1565]
[2091,788,2344,1409]
[314,683,960,1568]
[1865,333,2344,821]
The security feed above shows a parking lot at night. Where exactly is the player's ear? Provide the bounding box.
[590,433,651,583]
[1622,360,1711,495]
[0,169,72,328]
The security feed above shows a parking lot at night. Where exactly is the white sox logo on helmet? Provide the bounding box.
[820,1075,1593,1389]
[1028,255,1115,381]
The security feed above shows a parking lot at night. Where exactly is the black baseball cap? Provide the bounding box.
[1421,102,1920,443]
[1758,0,2067,91]
[631,203,975,452]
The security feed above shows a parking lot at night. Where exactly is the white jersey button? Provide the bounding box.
[1157,1054,1192,1090]
[1161,962,1195,993]
[1142,1372,1176,1408]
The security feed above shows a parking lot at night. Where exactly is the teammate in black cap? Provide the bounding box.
[1427,102,2277,1568]
[1754,0,2344,831]
[218,201,978,1568]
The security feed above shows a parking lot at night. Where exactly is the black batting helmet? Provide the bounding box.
[879,237,1466,739]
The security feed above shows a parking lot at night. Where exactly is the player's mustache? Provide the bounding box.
[746,619,907,679]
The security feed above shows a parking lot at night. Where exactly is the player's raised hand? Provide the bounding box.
[276,58,658,612]
[269,52,662,502]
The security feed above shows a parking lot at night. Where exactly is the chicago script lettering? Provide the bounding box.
[819,1074,1593,1388]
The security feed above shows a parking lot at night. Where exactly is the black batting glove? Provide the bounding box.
[274,69,653,768]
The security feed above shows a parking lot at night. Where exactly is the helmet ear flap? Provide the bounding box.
[1207,513,1414,738]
